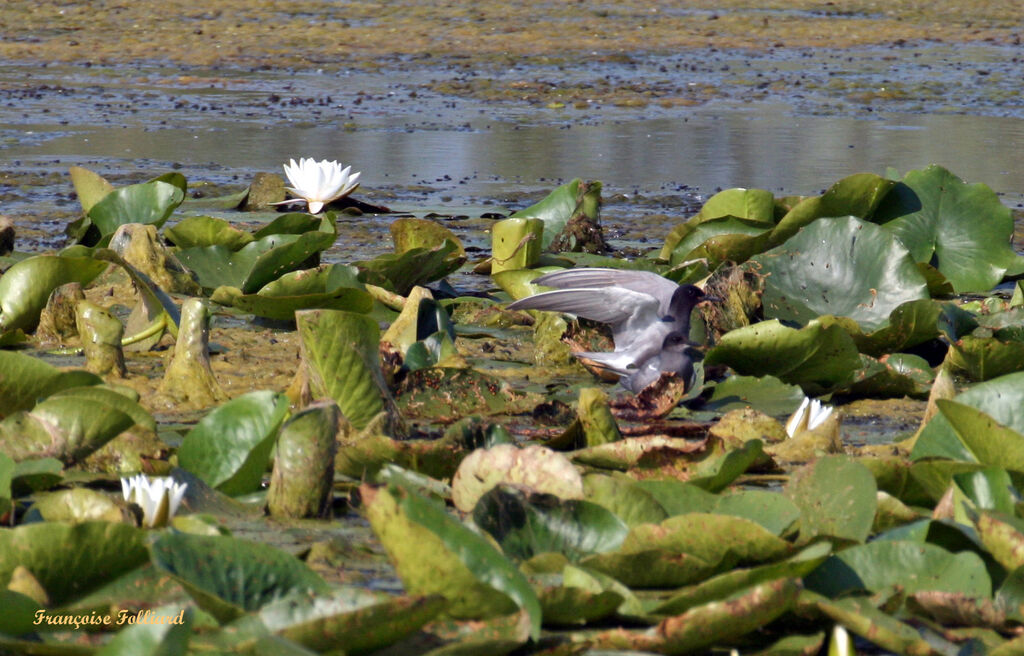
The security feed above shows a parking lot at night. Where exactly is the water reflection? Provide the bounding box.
[6,104,1022,205]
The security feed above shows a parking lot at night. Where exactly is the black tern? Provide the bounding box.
[507,268,711,373]
[617,331,697,393]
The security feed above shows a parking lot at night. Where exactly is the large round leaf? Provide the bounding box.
[804,540,991,599]
[150,532,330,623]
[255,588,446,655]
[752,216,929,331]
[0,522,148,605]
[296,310,392,432]
[88,180,185,237]
[0,351,101,418]
[176,390,290,495]
[785,456,877,544]
[705,319,861,394]
[874,164,1018,292]
[360,483,542,639]
[473,485,628,562]
[912,371,1024,462]
[508,178,599,251]
[0,254,109,332]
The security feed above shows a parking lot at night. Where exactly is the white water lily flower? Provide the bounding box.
[828,624,855,656]
[277,157,361,214]
[120,474,187,528]
[785,397,835,438]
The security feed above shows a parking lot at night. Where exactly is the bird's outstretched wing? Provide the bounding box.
[533,268,680,316]
[507,287,661,327]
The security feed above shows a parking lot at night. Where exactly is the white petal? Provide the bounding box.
[785,397,810,438]
[308,200,325,214]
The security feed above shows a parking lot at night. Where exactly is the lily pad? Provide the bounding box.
[653,542,831,616]
[452,444,583,513]
[912,372,1024,462]
[255,588,446,655]
[0,521,148,605]
[88,180,185,241]
[473,485,629,562]
[706,319,862,394]
[804,540,991,599]
[360,483,542,639]
[150,531,330,623]
[753,216,929,332]
[0,351,102,417]
[509,178,600,251]
[211,264,373,320]
[178,228,336,294]
[874,164,1018,293]
[297,309,398,433]
[164,215,254,250]
[176,390,290,495]
[785,455,877,544]
[0,254,109,332]
[356,239,466,296]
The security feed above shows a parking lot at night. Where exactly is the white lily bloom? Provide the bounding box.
[278,157,361,214]
[785,397,835,438]
[121,474,188,528]
[829,624,855,656]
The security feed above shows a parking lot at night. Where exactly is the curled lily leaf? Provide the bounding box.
[121,474,187,528]
[785,397,835,438]
[275,158,361,214]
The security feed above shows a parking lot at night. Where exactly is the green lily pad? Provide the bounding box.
[355,239,466,296]
[509,178,599,251]
[534,575,623,627]
[164,215,254,250]
[874,164,1018,293]
[703,375,806,416]
[785,455,877,544]
[847,352,934,398]
[254,588,446,655]
[581,474,668,527]
[653,542,831,616]
[94,606,192,656]
[706,319,862,394]
[211,265,373,320]
[949,334,1024,381]
[150,531,330,623]
[621,512,792,568]
[69,166,114,215]
[360,483,542,639]
[0,521,148,605]
[0,351,102,417]
[473,485,629,562]
[771,172,896,244]
[661,216,772,267]
[912,372,1024,462]
[843,298,942,356]
[335,433,464,480]
[0,396,135,464]
[176,390,290,495]
[179,228,336,294]
[391,217,465,256]
[28,488,123,523]
[804,540,991,599]
[802,591,938,656]
[296,309,397,433]
[88,180,185,241]
[451,444,583,513]
[0,254,109,332]
[753,216,929,332]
